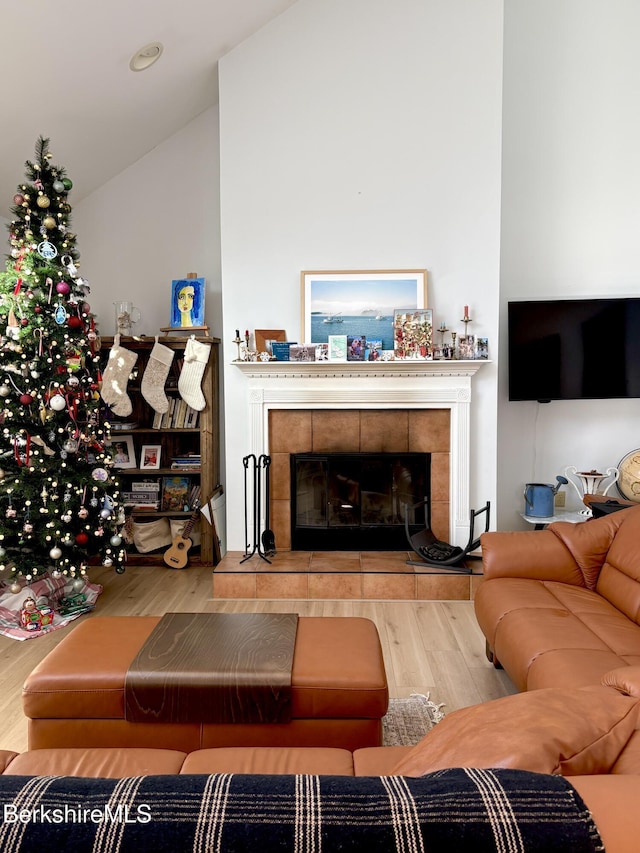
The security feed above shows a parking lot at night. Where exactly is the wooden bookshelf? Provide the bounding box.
[100,335,221,565]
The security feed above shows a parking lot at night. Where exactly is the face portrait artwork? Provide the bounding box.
[170,277,205,328]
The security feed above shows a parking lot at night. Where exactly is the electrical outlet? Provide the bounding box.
[555,491,566,508]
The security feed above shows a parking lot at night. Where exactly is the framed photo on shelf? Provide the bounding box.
[255,329,286,355]
[140,444,161,470]
[328,335,347,361]
[169,277,206,329]
[393,308,433,359]
[111,435,136,469]
[301,269,427,347]
[161,476,192,511]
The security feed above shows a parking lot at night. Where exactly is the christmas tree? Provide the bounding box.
[0,137,125,583]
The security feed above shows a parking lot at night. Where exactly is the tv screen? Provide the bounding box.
[508,298,640,402]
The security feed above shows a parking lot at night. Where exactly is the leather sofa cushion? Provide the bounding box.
[475,577,640,691]
[391,686,639,777]
[3,748,188,778]
[602,665,640,698]
[0,751,18,773]
[352,746,412,776]
[549,511,629,590]
[181,746,355,775]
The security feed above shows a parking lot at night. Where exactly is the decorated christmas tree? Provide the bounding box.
[0,137,125,583]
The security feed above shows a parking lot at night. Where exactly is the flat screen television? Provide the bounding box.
[508,297,640,402]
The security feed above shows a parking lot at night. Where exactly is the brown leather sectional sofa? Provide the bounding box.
[4,506,640,851]
[1,718,640,852]
[475,503,640,691]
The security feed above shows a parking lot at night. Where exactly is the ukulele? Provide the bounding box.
[163,502,200,570]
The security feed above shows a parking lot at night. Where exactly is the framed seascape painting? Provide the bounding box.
[170,277,206,329]
[301,270,427,348]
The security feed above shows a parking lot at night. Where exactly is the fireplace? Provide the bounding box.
[291,452,431,550]
[232,360,486,552]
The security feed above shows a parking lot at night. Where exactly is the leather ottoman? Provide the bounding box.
[23,615,388,752]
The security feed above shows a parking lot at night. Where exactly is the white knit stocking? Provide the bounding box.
[100,335,138,418]
[141,338,175,414]
[178,336,210,411]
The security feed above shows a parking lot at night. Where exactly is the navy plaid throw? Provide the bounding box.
[0,768,603,852]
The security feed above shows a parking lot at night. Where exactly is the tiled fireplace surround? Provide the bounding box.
[269,408,451,549]
[214,362,485,601]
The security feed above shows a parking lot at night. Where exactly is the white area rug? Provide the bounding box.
[382,692,446,746]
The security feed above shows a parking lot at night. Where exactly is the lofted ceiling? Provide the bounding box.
[0,0,299,218]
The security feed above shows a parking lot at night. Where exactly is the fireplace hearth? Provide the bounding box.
[291,452,431,550]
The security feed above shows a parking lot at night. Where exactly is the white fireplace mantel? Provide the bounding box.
[233,360,489,547]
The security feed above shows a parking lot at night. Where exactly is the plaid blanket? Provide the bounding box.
[0,769,602,852]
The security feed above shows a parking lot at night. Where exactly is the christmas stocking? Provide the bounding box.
[141,337,175,414]
[178,335,211,411]
[100,335,138,417]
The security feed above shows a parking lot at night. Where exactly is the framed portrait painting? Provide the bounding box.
[170,277,206,329]
[301,270,427,348]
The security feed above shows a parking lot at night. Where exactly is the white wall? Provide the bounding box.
[219,0,504,550]
[498,0,640,522]
[74,106,226,493]
[76,107,222,341]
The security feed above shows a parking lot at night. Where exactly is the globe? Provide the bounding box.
[617,449,640,502]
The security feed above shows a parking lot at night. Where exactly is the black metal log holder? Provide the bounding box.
[240,454,275,564]
[405,498,490,573]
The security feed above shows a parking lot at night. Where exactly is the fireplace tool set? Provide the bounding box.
[241,454,276,564]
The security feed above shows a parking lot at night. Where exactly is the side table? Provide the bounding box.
[519,510,588,531]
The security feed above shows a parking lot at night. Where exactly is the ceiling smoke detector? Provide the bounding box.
[129,42,164,72]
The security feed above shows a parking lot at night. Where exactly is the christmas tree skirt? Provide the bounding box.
[0,574,102,641]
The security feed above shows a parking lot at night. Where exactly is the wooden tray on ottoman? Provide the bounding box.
[22,614,389,753]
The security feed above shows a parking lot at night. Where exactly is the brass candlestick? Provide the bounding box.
[233,331,243,361]
[461,316,472,337]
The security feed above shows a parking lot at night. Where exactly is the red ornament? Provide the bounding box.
[56,282,70,295]
[34,306,42,314]
[20,318,28,327]
[13,194,24,205]
[19,393,33,405]
[67,316,83,329]
[75,532,89,546]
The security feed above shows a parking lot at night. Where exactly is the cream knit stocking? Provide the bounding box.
[141,337,175,414]
[100,335,138,418]
[178,335,210,411]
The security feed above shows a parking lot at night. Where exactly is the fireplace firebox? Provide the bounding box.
[291,452,431,551]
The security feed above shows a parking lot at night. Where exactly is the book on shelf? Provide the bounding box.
[122,491,160,509]
[151,400,199,429]
[171,453,201,469]
[161,476,192,511]
[131,480,161,492]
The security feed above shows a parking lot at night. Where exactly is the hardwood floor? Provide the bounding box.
[0,563,516,754]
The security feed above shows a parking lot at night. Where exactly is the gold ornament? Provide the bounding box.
[43,215,56,229]
[37,195,50,208]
